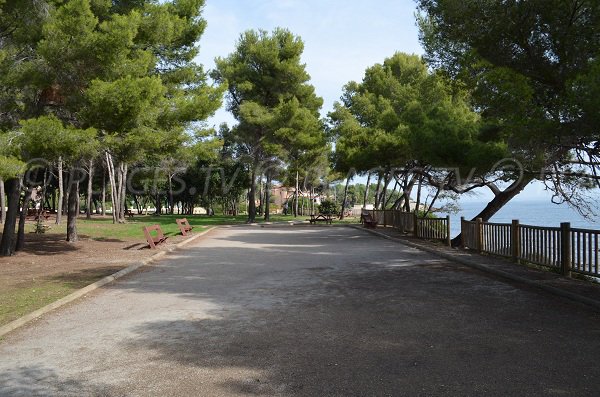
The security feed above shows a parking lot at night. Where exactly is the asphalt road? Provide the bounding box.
[1,226,600,396]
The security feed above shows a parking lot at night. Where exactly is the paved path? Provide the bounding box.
[1,226,600,396]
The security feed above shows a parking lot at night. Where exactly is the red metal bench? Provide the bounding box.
[176,218,194,236]
[143,225,168,249]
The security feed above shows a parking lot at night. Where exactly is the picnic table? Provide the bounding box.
[309,214,333,225]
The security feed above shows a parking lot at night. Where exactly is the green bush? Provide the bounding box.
[318,199,338,215]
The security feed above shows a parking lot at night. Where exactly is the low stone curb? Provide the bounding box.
[0,227,216,339]
[351,225,600,311]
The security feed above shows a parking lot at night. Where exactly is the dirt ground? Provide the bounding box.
[0,230,192,326]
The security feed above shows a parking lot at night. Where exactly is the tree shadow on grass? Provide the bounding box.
[47,266,126,288]
[90,237,125,243]
[16,234,80,256]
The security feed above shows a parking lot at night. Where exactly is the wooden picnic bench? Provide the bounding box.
[361,212,378,228]
[143,224,168,249]
[125,209,134,218]
[308,214,333,225]
[176,218,194,236]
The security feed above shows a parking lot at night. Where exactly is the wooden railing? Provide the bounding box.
[363,210,600,279]
[571,227,600,277]
[460,218,600,278]
[367,210,450,245]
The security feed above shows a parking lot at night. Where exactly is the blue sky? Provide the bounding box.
[193,0,561,202]
[196,0,423,127]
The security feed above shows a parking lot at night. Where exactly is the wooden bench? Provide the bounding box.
[308,214,333,225]
[125,209,134,218]
[176,218,194,236]
[143,225,168,249]
[362,213,378,228]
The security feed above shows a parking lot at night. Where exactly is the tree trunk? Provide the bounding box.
[294,169,299,217]
[264,173,271,222]
[0,179,5,224]
[62,170,69,216]
[379,171,392,210]
[86,159,94,220]
[168,175,174,215]
[105,152,119,223]
[56,157,63,225]
[339,175,352,219]
[67,168,80,242]
[118,162,127,223]
[388,181,400,209]
[101,165,106,216]
[373,171,383,209]
[247,161,258,223]
[451,176,533,247]
[16,168,41,252]
[363,172,371,208]
[415,175,423,214]
[0,178,20,256]
[16,183,35,252]
[35,169,49,234]
[155,191,162,215]
[257,175,263,216]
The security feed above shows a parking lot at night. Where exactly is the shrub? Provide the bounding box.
[318,199,338,215]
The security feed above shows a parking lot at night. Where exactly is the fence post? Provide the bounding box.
[383,210,387,228]
[511,220,520,261]
[446,215,451,247]
[460,217,465,248]
[560,222,572,277]
[475,217,483,253]
[413,212,419,238]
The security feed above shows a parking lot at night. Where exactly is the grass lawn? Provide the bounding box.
[0,266,123,328]
[32,214,245,240]
[30,213,360,240]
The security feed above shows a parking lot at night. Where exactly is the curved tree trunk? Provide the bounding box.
[339,175,353,219]
[0,178,21,256]
[362,172,371,208]
[373,171,383,209]
[451,176,533,247]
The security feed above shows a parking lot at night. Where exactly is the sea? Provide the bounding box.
[439,199,600,238]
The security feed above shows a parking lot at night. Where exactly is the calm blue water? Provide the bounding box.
[440,200,600,238]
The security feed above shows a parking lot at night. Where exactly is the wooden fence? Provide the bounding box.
[461,218,600,278]
[363,210,600,279]
[367,210,450,245]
